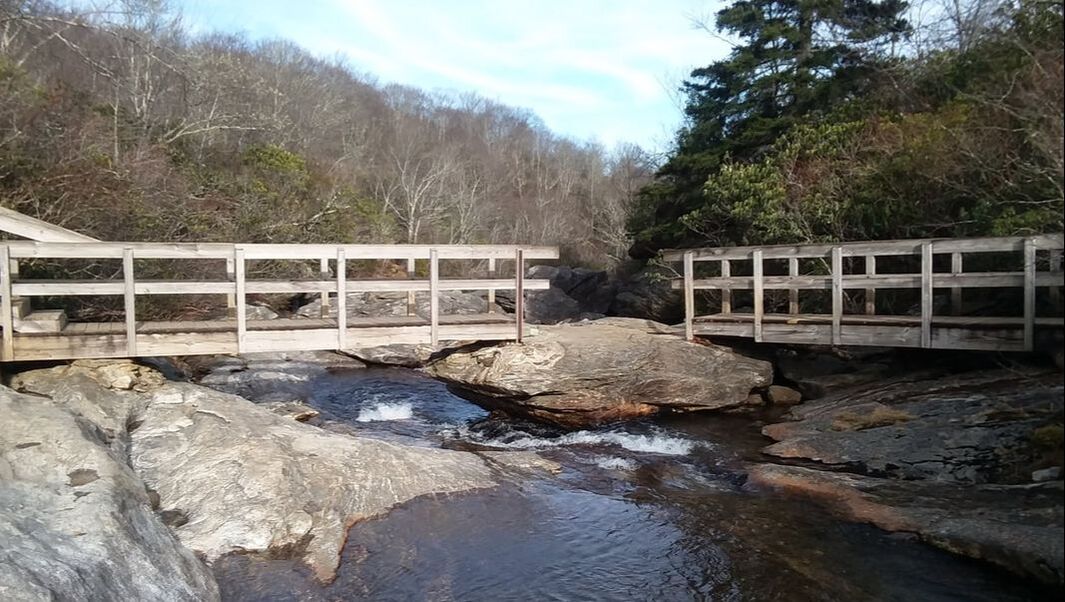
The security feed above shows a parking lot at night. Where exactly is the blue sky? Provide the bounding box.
[175,0,731,151]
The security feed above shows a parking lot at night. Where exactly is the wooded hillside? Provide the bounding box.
[1,1,650,268]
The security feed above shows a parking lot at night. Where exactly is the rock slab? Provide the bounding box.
[429,319,773,427]
[0,382,220,602]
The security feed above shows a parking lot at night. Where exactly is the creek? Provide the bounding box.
[213,367,1048,601]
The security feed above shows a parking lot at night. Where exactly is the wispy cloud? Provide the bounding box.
[177,0,731,149]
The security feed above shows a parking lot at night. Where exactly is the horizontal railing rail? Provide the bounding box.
[0,241,559,361]
[667,234,1064,352]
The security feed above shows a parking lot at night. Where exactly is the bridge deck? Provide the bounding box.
[7,313,516,362]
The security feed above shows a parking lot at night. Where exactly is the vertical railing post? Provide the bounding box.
[235,247,247,353]
[123,247,137,356]
[0,246,13,361]
[864,255,876,316]
[1023,238,1036,352]
[683,251,694,341]
[920,242,933,349]
[831,247,843,346]
[406,257,417,316]
[753,250,764,343]
[720,259,732,315]
[788,257,799,315]
[514,248,525,343]
[225,256,236,315]
[319,257,331,318]
[336,248,347,349]
[950,252,963,315]
[429,249,440,346]
[487,257,497,313]
[1048,249,1061,308]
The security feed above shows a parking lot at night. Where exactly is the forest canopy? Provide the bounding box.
[628,0,1064,257]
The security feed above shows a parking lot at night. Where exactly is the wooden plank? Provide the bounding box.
[4,241,561,261]
[683,251,694,341]
[864,255,876,315]
[1050,249,1062,308]
[122,247,136,356]
[320,258,331,318]
[671,272,1062,292]
[235,248,247,353]
[788,257,799,315]
[337,249,347,349]
[662,234,1064,262]
[753,250,763,343]
[515,249,525,343]
[1,246,13,361]
[487,258,496,313]
[950,252,963,315]
[0,206,98,242]
[1023,238,1035,351]
[226,257,236,311]
[406,257,417,316]
[831,246,842,346]
[720,259,732,314]
[920,241,933,348]
[429,249,439,346]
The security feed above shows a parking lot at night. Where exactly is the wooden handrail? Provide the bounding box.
[662,234,1065,262]
[670,234,1064,352]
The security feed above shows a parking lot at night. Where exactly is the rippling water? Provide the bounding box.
[214,368,1050,601]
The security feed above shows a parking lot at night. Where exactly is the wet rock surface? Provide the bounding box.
[428,318,773,428]
[754,363,1065,584]
[761,368,1064,483]
[748,464,1064,584]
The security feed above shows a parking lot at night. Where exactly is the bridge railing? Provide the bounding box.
[0,241,558,359]
[663,234,1064,351]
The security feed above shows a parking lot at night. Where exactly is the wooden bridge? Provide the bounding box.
[0,210,557,362]
[666,235,1065,352]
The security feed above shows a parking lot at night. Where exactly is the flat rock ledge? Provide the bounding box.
[428,318,773,428]
[747,464,1064,585]
[6,360,496,589]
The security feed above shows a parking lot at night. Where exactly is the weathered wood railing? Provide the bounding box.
[0,241,558,361]
[665,234,1065,352]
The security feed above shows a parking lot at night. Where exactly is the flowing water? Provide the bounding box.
[214,368,1052,601]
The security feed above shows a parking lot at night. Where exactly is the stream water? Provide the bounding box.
[213,367,1051,601]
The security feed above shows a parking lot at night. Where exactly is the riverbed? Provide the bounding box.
[213,367,1051,601]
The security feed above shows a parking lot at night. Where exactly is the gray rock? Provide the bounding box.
[11,361,497,584]
[260,401,320,422]
[608,266,682,323]
[340,343,452,367]
[0,385,219,601]
[195,351,364,403]
[129,382,496,581]
[1032,467,1062,482]
[298,290,499,319]
[748,463,1064,585]
[761,369,1064,483]
[428,320,772,427]
[776,349,893,399]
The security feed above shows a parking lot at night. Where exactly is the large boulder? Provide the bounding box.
[11,362,497,584]
[747,464,1064,585]
[609,265,682,324]
[0,382,219,601]
[428,318,773,428]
